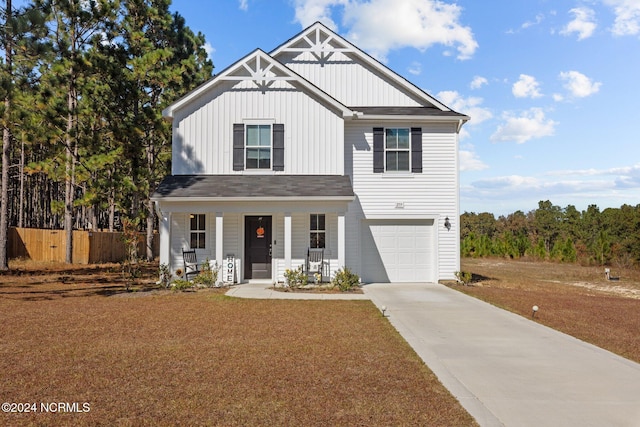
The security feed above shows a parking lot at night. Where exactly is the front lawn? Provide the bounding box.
[1,262,476,426]
[453,258,640,364]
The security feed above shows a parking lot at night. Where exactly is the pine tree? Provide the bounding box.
[121,0,212,260]
[36,0,118,262]
[0,0,47,268]
[0,0,14,270]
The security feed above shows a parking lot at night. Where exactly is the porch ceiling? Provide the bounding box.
[152,174,354,201]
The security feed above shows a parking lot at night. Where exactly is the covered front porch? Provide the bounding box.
[152,175,354,284]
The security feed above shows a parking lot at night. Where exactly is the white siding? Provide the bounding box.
[223,213,241,259]
[172,80,344,175]
[278,51,423,107]
[345,122,459,281]
[272,212,340,283]
[169,213,215,273]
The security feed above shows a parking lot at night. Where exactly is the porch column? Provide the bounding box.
[159,209,171,267]
[215,212,224,269]
[284,212,292,270]
[338,212,345,269]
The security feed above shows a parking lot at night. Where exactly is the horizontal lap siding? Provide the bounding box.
[169,213,216,273]
[173,80,344,175]
[346,122,459,280]
[270,213,341,282]
[281,51,422,107]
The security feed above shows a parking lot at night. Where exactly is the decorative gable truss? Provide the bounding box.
[220,50,296,92]
[274,24,355,65]
[164,48,352,119]
[272,22,454,113]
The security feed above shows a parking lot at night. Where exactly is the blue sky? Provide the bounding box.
[169,0,640,216]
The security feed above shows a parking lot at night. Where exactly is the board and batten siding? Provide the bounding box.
[278,50,423,107]
[345,122,460,280]
[171,80,344,175]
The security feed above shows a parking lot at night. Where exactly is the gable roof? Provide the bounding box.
[271,22,458,114]
[163,48,352,119]
[163,22,469,125]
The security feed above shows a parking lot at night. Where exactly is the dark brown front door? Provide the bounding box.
[244,216,272,279]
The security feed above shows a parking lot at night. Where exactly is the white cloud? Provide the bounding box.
[238,0,248,11]
[560,7,597,40]
[293,0,347,30]
[603,0,640,36]
[559,70,601,98]
[436,90,493,125]
[490,108,557,144]
[203,42,215,57]
[462,164,640,214]
[522,13,544,29]
[293,0,478,62]
[408,61,422,76]
[459,148,489,172]
[512,74,543,99]
[547,163,640,180]
[470,175,540,190]
[470,76,488,90]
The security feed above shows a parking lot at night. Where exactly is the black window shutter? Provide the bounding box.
[273,124,284,171]
[411,127,422,173]
[373,127,384,173]
[233,123,244,171]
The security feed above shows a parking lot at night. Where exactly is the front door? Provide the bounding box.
[244,216,272,279]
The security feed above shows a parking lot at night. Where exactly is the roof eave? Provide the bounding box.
[347,114,470,122]
[152,195,355,203]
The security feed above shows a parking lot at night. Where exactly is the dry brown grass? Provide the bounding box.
[0,261,476,426]
[452,258,640,363]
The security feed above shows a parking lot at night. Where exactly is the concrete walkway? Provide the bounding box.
[227,281,640,427]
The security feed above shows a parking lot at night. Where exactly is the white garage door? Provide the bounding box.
[361,220,434,283]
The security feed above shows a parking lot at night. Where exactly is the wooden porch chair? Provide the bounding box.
[182,249,200,280]
[306,248,325,282]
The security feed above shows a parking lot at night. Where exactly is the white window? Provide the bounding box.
[310,214,325,248]
[385,128,410,171]
[246,124,272,169]
[190,214,206,249]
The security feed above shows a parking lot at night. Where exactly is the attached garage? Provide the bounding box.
[360,219,436,283]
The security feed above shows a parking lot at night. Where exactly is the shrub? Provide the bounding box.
[331,267,360,292]
[283,266,308,289]
[455,271,472,285]
[171,279,193,292]
[120,217,140,290]
[192,259,220,288]
[158,263,172,289]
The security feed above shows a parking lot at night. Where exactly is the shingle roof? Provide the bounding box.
[352,106,468,118]
[152,175,354,200]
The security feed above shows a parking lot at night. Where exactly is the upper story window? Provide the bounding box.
[190,214,206,249]
[245,124,271,169]
[310,214,325,248]
[234,123,284,172]
[373,127,422,174]
[385,128,410,171]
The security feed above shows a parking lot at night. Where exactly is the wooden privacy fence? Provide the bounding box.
[8,227,159,264]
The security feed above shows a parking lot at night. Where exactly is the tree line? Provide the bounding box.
[461,200,640,267]
[0,0,214,268]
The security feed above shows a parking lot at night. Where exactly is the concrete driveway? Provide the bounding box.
[363,282,640,427]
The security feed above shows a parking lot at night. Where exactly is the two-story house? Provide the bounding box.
[152,22,469,284]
